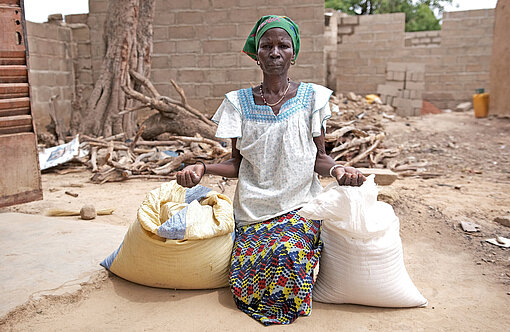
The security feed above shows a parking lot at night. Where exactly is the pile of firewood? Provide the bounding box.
[42,90,409,183]
[71,130,229,184]
[324,92,401,168]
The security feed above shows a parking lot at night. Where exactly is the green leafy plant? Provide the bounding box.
[325,0,453,31]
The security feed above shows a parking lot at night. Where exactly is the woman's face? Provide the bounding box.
[257,28,294,76]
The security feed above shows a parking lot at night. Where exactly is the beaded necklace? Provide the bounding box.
[259,78,291,107]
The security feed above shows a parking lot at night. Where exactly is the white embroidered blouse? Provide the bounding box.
[211,82,333,226]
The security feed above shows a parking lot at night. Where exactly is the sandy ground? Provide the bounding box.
[0,213,125,317]
[1,111,509,331]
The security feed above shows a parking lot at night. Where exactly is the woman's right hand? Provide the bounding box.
[176,163,205,188]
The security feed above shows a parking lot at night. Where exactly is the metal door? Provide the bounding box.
[0,0,42,207]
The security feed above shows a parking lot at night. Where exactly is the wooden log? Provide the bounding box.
[333,147,358,161]
[325,126,368,142]
[327,119,358,128]
[118,103,150,116]
[88,142,153,153]
[134,151,155,163]
[105,141,114,165]
[332,133,384,153]
[356,168,398,186]
[126,70,214,127]
[344,139,381,167]
[48,94,65,144]
[127,174,175,181]
[90,167,124,184]
[104,133,126,141]
[152,151,195,175]
[373,148,400,164]
[138,136,225,150]
[90,147,98,172]
[138,137,229,157]
[130,124,145,153]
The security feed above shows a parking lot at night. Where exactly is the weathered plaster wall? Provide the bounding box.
[489,0,510,116]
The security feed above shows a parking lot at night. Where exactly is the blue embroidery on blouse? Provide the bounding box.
[184,185,211,204]
[157,207,188,239]
[238,83,313,123]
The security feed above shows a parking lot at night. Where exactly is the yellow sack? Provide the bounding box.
[101,181,235,289]
[365,94,382,104]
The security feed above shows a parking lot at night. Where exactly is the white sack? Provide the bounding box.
[299,175,427,307]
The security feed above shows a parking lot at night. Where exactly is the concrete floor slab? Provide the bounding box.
[0,213,126,317]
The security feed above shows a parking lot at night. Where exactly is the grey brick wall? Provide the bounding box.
[26,21,75,131]
[334,9,495,110]
[87,0,326,116]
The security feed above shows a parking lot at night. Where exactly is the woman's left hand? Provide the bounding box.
[333,166,366,187]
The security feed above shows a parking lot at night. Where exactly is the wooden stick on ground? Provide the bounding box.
[46,208,115,216]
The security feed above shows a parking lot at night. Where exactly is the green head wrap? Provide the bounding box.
[242,15,300,62]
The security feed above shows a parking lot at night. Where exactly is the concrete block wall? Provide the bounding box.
[405,30,441,47]
[65,14,94,107]
[335,9,495,111]
[421,9,495,109]
[26,21,75,132]
[87,0,326,116]
[86,0,107,85]
[336,13,406,96]
[378,62,425,116]
[324,9,340,90]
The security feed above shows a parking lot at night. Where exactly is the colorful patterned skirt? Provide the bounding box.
[229,210,322,325]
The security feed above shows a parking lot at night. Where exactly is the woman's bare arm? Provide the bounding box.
[313,128,365,186]
[176,138,242,188]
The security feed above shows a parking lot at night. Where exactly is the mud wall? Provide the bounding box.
[489,0,510,116]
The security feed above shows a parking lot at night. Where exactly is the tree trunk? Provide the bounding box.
[79,0,155,138]
[122,70,219,141]
[141,112,217,140]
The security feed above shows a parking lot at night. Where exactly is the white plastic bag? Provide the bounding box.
[299,175,427,307]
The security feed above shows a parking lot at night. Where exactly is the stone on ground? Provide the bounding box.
[346,92,358,101]
[455,102,472,112]
[80,204,97,220]
[494,215,510,227]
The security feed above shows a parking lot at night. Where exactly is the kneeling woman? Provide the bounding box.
[177,15,365,325]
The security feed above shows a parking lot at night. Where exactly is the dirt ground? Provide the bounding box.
[1,111,509,331]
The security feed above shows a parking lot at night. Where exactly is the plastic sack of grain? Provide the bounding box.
[101,181,235,289]
[299,175,427,307]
